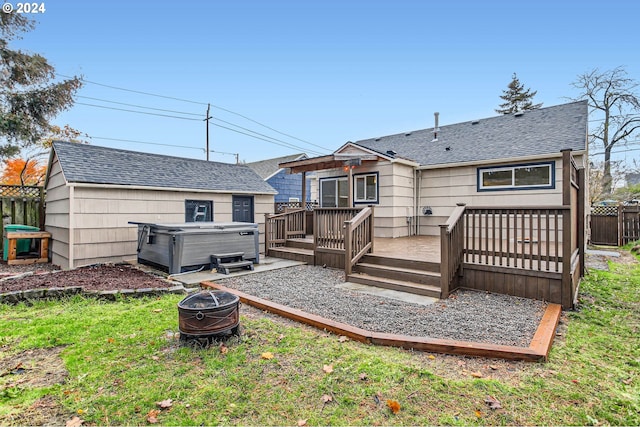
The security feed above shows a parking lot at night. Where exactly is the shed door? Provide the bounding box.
[232,196,254,223]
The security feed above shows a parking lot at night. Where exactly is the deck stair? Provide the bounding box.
[347,254,442,299]
[267,237,315,264]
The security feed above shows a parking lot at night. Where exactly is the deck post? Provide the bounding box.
[301,171,307,233]
[561,149,573,309]
[264,213,271,257]
[344,219,353,278]
[369,205,375,253]
[440,224,450,298]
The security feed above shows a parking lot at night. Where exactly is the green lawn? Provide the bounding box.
[0,254,638,426]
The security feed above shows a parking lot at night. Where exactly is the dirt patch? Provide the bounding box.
[0,395,70,426]
[0,347,68,389]
[0,347,71,426]
[0,264,173,293]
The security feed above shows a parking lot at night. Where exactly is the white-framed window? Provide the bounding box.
[354,173,378,204]
[477,162,555,191]
[320,177,349,207]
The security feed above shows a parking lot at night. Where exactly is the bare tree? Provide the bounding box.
[571,67,640,194]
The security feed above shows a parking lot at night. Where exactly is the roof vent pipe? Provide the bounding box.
[432,112,440,142]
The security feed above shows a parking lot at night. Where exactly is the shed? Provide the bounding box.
[44,141,277,270]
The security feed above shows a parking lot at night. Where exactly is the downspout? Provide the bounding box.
[415,169,422,235]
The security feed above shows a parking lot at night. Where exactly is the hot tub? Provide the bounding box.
[130,222,259,274]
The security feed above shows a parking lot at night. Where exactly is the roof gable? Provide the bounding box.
[49,141,277,194]
[246,153,307,180]
[353,101,588,167]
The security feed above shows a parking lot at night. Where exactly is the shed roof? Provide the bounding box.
[49,141,277,194]
[246,153,307,179]
[353,100,588,167]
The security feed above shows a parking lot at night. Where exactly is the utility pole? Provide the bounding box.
[204,103,212,161]
[235,153,239,164]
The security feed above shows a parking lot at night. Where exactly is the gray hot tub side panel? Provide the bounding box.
[134,223,260,274]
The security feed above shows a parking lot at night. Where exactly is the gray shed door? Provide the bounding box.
[232,196,254,223]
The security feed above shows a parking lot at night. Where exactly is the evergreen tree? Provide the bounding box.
[495,73,543,114]
[0,13,82,159]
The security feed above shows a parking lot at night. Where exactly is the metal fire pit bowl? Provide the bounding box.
[177,290,240,342]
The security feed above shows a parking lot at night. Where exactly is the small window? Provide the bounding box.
[185,200,213,222]
[478,162,554,191]
[354,173,379,204]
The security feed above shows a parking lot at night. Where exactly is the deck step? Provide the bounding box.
[285,238,315,250]
[354,262,441,287]
[268,246,314,264]
[359,254,440,273]
[346,273,442,299]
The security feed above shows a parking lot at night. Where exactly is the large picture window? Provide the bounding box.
[478,162,555,191]
[354,173,379,204]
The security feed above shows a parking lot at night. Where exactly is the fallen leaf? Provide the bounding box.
[428,355,436,360]
[386,399,401,414]
[322,394,333,403]
[153,309,162,313]
[471,371,483,378]
[66,416,84,427]
[156,399,172,409]
[475,410,483,418]
[323,364,333,374]
[622,378,633,385]
[107,337,115,344]
[151,355,159,361]
[484,395,502,410]
[571,379,579,384]
[261,352,274,360]
[338,336,348,342]
[278,334,285,341]
[359,372,368,381]
[489,365,499,370]
[220,344,229,354]
[146,409,160,424]
[297,419,307,426]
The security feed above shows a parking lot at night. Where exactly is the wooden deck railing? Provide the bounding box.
[344,207,374,276]
[264,209,306,254]
[462,206,567,272]
[440,204,466,298]
[314,208,363,250]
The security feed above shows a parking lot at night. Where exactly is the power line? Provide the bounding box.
[77,96,203,117]
[60,74,325,151]
[210,116,329,155]
[210,122,326,156]
[59,74,208,106]
[75,102,202,121]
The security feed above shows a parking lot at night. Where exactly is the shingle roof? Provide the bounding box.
[246,153,307,179]
[50,141,277,194]
[353,101,588,167]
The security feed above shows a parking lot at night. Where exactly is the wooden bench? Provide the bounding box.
[210,252,254,275]
[5,231,51,265]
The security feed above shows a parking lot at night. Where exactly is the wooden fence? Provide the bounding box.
[590,204,640,246]
[1,185,45,256]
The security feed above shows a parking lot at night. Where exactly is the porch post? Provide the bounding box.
[301,170,307,233]
[348,166,353,207]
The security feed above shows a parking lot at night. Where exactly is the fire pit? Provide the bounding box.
[177,290,240,344]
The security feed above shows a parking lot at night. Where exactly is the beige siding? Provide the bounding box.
[418,156,565,235]
[44,157,71,269]
[314,161,416,238]
[69,187,273,269]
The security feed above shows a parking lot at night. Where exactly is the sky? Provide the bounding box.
[8,0,640,165]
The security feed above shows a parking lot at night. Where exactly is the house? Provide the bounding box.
[45,141,277,270]
[270,101,587,309]
[246,153,314,208]
[281,100,588,237]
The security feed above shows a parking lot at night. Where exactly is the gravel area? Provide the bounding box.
[216,265,547,347]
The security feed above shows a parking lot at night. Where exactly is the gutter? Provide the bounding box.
[66,182,277,195]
